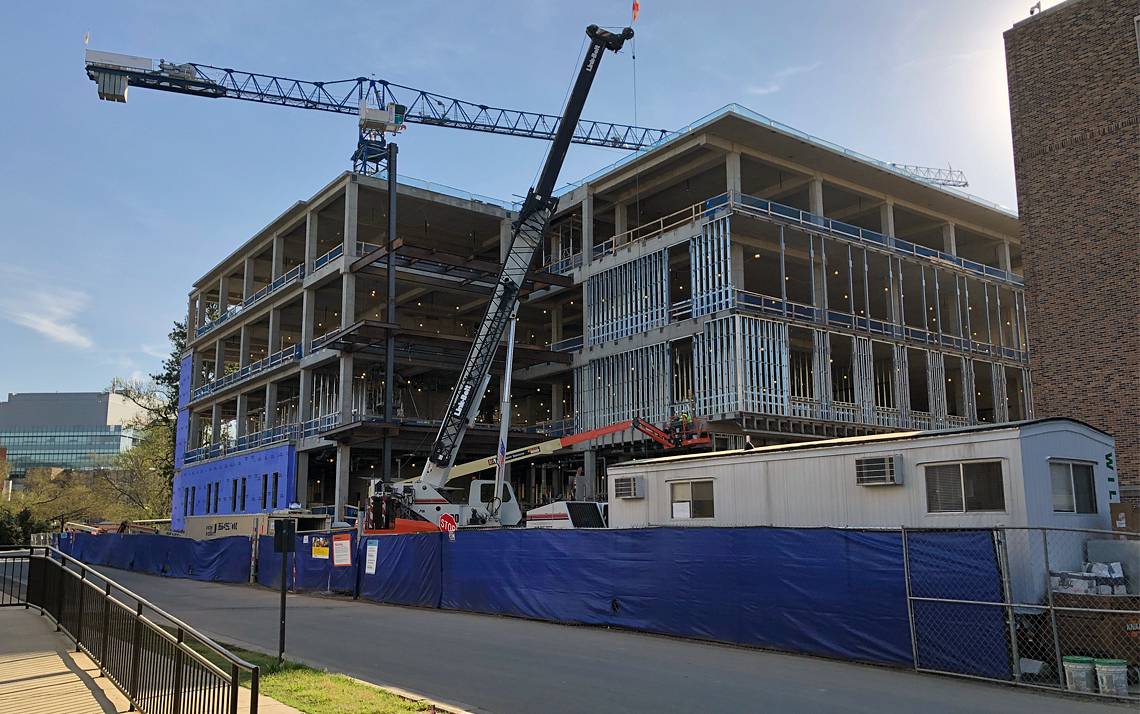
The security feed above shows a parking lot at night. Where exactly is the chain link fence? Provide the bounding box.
[903,526,1139,700]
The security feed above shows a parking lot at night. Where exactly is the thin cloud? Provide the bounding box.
[0,267,94,349]
[746,62,821,97]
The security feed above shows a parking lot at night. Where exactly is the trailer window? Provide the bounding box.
[1050,461,1096,514]
[925,461,1004,513]
[670,480,714,519]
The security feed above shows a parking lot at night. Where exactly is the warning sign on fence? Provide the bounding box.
[332,533,353,567]
[310,535,329,559]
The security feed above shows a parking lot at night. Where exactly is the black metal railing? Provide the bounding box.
[0,545,260,714]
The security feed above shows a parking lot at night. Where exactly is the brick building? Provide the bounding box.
[1004,0,1140,503]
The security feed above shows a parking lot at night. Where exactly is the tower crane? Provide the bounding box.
[84,46,668,174]
[87,25,637,527]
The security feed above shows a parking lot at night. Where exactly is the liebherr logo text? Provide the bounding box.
[585,45,602,72]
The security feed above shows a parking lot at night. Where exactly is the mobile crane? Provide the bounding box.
[410,25,635,528]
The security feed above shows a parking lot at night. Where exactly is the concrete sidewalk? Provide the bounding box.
[0,608,299,714]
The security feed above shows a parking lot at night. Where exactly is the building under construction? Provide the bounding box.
[171,105,1028,528]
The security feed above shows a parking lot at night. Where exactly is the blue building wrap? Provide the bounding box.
[171,444,296,531]
[174,353,192,471]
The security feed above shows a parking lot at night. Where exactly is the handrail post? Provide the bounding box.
[172,626,185,714]
[230,663,240,714]
[75,570,87,652]
[54,560,65,631]
[127,602,143,711]
[249,665,259,714]
[98,581,112,674]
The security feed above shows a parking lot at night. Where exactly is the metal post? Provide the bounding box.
[99,582,111,675]
[230,663,240,714]
[899,526,920,670]
[278,550,288,665]
[127,602,143,710]
[492,314,519,517]
[54,563,65,631]
[172,627,185,714]
[383,142,398,485]
[250,666,260,714]
[995,529,1021,682]
[1041,529,1064,687]
[75,570,86,651]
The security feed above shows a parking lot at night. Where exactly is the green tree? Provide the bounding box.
[109,319,186,511]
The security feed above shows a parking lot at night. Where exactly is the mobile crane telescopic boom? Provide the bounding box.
[420,25,634,490]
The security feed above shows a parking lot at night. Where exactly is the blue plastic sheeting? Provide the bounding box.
[358,534,442,608]
[440,528,914,666]
[256,532,357,594]
[906,530,1010,680]
[256,536,295,590]
[67,533,251,583]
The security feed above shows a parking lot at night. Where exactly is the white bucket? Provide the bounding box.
[1094,659,1129,697]
[1062,656,1096,693]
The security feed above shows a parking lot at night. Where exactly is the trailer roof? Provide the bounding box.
[616,418,1110,468]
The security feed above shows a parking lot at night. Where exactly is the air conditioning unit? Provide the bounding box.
[613,476,644,499]
[855,455,903,486]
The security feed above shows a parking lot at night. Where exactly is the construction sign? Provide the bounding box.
[310,535,329,560]
[332,533,353,567]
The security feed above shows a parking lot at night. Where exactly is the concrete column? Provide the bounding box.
[264,380,278,430]
[581,192,594,264]
[340,273,356,328]
[187,294,197,335]
[305,210,319,269]
[300,288,316,352]
[267,308,282,354]
[334,444,351,521]
[298,368,313,423]
[499,218,512,263]
[550,305,563,344]
[295,454,309,507]
[210,403,222,444]
[879,201,896,239]
[214,338,225,379]
[996,241,1012,272]
[235,392,249,437]
[195,292,207,330]
[238,325,251,367]
[189,412,202,448]
[731,243,745,291]
[242,257,256,301]
[191,352,203,390]
[942,223,957,255]
[218,275,231,314]
[339,353,355,423]
[614,203,628,236]
[582,450,597,500]
[808,177,824,216]
[551,383,564,422]
[726,151,742,196]
[343,178,358,259]
[271,234,285,280]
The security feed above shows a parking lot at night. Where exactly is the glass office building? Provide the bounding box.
[0,393,143,477]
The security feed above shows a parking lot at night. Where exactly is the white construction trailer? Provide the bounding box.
[607,418,1118,532]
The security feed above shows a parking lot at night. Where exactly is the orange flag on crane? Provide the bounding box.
[632,0,640,23]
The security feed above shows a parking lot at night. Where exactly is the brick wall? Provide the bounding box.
[1005,0,1140,503]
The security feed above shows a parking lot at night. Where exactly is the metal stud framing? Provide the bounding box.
[586,249,669,345]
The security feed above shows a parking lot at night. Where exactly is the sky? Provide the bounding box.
[0,0,1053,399]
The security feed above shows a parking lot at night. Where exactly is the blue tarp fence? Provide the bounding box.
[62,532,251,583]
[257,531,358,594]
[57,526,1011,676]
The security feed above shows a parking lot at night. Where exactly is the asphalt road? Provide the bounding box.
[94,566,1122,714]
